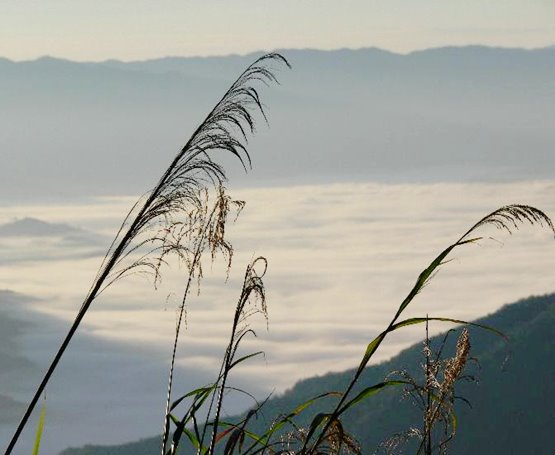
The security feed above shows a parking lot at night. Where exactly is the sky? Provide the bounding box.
[1,0,554,61]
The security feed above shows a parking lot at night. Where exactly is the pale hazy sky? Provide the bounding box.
[2,0,554,61]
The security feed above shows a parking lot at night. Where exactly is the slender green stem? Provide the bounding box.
[162,205,219,455]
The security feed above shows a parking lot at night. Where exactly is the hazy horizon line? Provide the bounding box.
[2,42,554,64]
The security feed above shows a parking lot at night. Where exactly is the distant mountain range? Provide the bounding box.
[1,46,554,201]
[59,292,555,454]
[0,217,80,237]
[0,217,108,265]
[0,291,39,425]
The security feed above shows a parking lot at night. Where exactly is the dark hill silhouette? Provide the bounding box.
[0,218,80,237]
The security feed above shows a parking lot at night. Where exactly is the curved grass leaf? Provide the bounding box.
[32,401,46,455]
[170,385,216,412]
[337,380,409,416]
[229,351,264,370]
[238,392,341,455]
[304,413,332,447]
[390,317,507,341]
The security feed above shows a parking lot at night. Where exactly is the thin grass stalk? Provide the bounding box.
[161,202,220,455]
[416,327,470,455]
[163,189,246,455]
[208,319,240,455]
[165,258,266,455]
[197,352,230,455]
[208,263,259,455]
[208,258,266,455]
[191,273,244,455]
[424,317,432,455]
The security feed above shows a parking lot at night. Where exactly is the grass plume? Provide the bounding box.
[5,52,289,455]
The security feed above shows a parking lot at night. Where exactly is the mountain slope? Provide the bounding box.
[59,293,555,454]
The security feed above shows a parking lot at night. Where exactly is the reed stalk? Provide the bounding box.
[5,52,289,455]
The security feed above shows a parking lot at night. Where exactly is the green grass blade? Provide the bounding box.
[32,401,46,455]
[229,351,264,369]
[395,244,457,318]
[355,315,505,380]
[265,392,340,436]
[355,331,387,377]
[170,385,215,412]
[240,392,341,454]
[304,413,331,447]
[391,317,507,340]
[182,428,201,450]
[337,380,409,415]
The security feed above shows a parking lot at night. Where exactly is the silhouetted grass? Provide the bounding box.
[5,52,289,454]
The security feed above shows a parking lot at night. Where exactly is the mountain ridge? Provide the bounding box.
[2,44,554,65]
